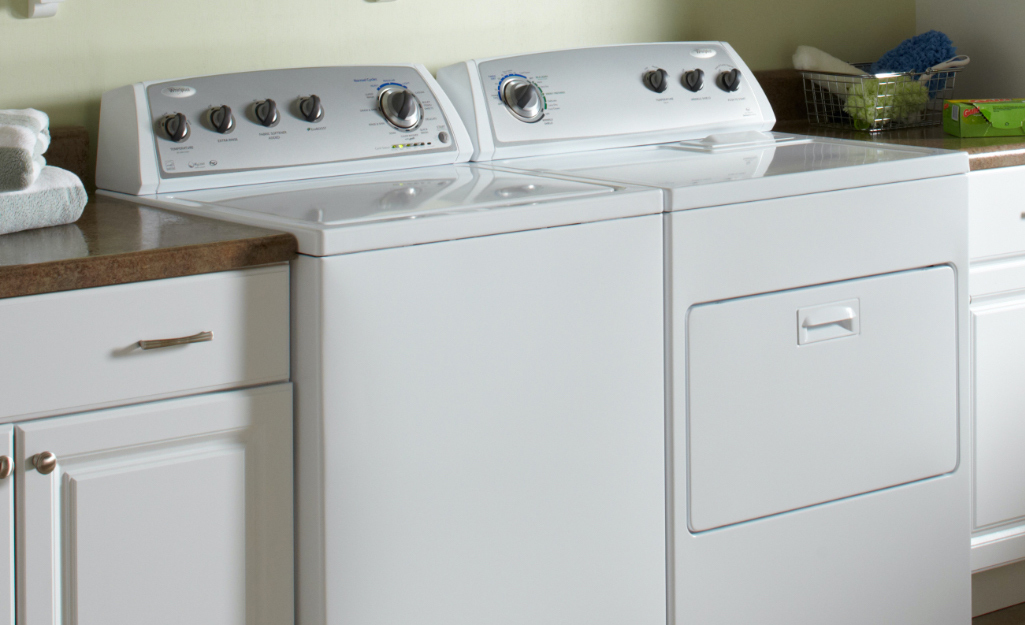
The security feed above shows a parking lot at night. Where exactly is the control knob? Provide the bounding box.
[682,69,705,92]
[644,68,669,93]
[160,113,190,143]
[378,87,423,130]
[254,99,280,127]
[500,77,544,123]
[718,69,742,92]
[208,105,235,134]
[298,95,324,123]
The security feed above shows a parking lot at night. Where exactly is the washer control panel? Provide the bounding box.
[145,66,458,179]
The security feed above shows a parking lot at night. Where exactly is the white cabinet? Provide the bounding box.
[14,385,293,625]
[973,297,1025,530]
[969,165,1025,573]
[0,264,294,622]
[0,425,12,625]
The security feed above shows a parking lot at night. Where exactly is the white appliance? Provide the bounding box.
[438,42,973,624]
[95,65,671,625]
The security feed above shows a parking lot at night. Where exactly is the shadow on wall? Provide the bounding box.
[683,0,916,70]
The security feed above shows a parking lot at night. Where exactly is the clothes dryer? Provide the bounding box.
[439,43,972,624]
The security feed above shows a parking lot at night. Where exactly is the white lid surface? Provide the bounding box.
[153,164,663,255]
[491,133,970,210]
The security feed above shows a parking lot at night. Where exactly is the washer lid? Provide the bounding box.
[152,164,662,255]
[490,133,970,211]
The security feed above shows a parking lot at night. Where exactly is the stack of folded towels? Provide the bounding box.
[0,109,87,236]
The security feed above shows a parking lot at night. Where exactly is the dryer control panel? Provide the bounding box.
[97,65,473,195]
[436,42,775,161]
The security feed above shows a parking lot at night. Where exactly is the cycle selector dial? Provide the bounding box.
[500,77,544,123]
[718,69,742,92]
[645,68,669,93]
[683,69,705,92]
[254,99,280,127]
[161,113,190,143]
[378,87,423,130]
[208,105,235,134]
[298,95,324,123]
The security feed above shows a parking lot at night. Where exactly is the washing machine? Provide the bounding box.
[438,42,973,624]
[95,66,671,625]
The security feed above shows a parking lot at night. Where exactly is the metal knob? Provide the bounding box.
[500,78,544,123]
[0,456,12,480]
[161,113,190,143]
[645,68,669,93]
[683,69,705,92]
[378,87,423,130]
[718,68,742,92]
[34,452,57,475]
[298,95,324,123]
[255,99,280,127]
[209,105,235,134]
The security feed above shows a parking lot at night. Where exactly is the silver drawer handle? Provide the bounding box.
[138,331,214,351]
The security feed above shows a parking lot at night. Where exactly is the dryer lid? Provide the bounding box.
[491,133,969,210]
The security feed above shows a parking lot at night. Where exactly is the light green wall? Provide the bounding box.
[0,0,914,167]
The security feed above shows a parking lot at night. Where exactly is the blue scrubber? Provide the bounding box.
[871,30,957,74]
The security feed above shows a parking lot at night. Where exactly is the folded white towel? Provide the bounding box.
[792,46,865,75]
[0,166,86,236]
[0,109,51,191]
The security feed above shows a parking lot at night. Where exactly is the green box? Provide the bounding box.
[944,99,1025,137]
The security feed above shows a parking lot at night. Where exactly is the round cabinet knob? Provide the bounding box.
[161,113,190,143]
[682,69,705,92]
[254,99,280,127]
[500,78,544,123]
[718,69,742,92]
[298,95,324,123]
[644,68,669,93]
[0,456,12,480]
[34,451,57,475]
[208,105,235,134]
[378,87,423,130]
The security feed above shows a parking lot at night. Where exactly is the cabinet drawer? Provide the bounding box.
[970,166,1025,261]
[0,265,289,421]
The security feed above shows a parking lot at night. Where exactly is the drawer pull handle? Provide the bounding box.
[0,456,12,480]
[138,331,214,351]
[34,452,56,475]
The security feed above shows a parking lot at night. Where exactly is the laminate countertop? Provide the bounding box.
[0,194,297,299]
[774,121,1025,171]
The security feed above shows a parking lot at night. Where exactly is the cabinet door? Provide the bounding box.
[0,425,11,625]
[974,297,1025,529]
[15,384,293,625]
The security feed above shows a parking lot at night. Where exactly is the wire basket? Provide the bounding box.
[800,63,962,132]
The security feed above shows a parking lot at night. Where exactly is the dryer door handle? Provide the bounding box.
[798,299,860,345]
[801,306,856,329]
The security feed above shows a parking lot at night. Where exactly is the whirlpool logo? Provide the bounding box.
[161,86,196,98]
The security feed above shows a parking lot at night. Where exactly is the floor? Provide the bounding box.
[976,603,1025,624]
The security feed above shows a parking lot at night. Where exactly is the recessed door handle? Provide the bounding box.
[138,331,213,351]
[802,306,856,329]
[798,299,860,345]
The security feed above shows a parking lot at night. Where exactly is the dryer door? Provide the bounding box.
[686,266,958,532]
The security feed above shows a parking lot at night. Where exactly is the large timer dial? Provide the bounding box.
[378,87,423,130]
[499,77,544,123]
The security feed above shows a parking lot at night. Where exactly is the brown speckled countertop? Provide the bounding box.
[752,69,1025,171]
[0,194,297,299]
[773,121,1025,171]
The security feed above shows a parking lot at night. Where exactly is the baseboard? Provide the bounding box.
[973,559,1025,617]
